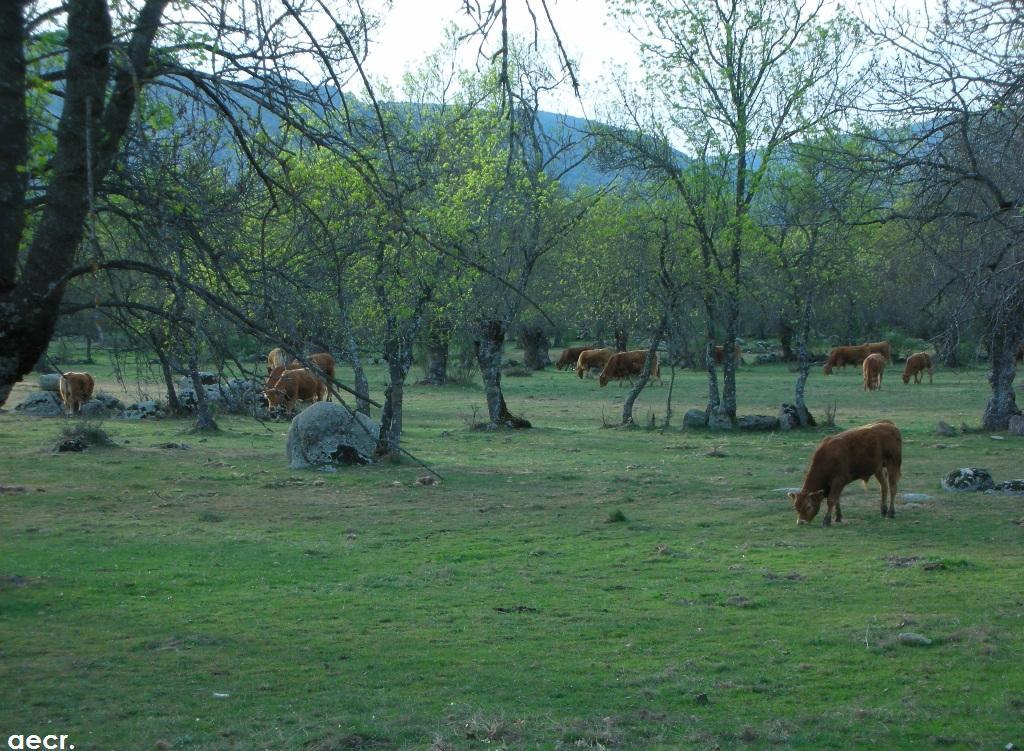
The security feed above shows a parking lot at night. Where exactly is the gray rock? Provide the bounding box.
[38,373,62,391]
[941,468,996,492]
[683,409,707,429]
[1008,415,1024,436]
[897,632,933,646]
[119,400,164,420]
[78,392,125,417]
[935,421,957,437]
[177,372,218,388]
[285,402,379,469]
[707,409,735,431]
[1000,479,1024,492]
[899,492,933,501]
[14,391,64,417]
[755,353,781,364]
[738,414,780,431]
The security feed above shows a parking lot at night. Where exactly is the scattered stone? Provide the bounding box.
[177,372,218,387]
[152,442,190,450]
[120,400,164,420]
[942,468,996,492]
[212,692,230,699]
[1008,415,1024,436]
[0,485,28,494]
[79,392,125,418]
[897,632,933,646]
[991,435,1006,441]
[55,438,87,452]
[694,692,710,706]
[935,421,957,437]
[738,414,780,431]
[683,409,707,429]
[14,391,64,417]
[755,353,781,364]
[414,475,439,486]
[1001,480,1024,493]
[38,373,62,391]
[900,492,932,501]
[285,402,379,470]
[705,445,726,458]
[774,487,803,494]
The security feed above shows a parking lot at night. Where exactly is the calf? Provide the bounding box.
[598,350,661,387]
[556,346,593,371]
[263,367,327,416]
[862,352,885,391]
[575,348,614,378]
[788,420,902,525]
[902,352,933,384]
[823,344,870,375]
[58,372,95,415]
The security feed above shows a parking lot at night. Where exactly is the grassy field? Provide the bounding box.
[2,352,1023,751]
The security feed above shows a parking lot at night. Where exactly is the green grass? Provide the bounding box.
[2,354,1023,750]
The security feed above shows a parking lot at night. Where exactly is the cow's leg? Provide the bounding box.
[822,495,837,527]
[886,466,897,518]
[876,469,889,517]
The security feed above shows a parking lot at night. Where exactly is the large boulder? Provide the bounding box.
[941,468,996,492]
[738,414,780,431]
[286,402,379,469]
[38,373,62,391]
[15,391,64,417]
[683,409,707,429]
[79,392,125,418]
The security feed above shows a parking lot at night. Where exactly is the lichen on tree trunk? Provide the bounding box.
[475,320,530,429]
[421,324,450,386]
[518,324,550,370]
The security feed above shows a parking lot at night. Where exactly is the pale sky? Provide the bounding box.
[362,0,641,118]
[359,0,927,118]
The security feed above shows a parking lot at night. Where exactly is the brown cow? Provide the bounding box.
[575,348,615,379]
[268,351,336,400]
[788,420,902,526]
[556,345,594,371]
[822,344,870,375]
[598,350,661,387]
[862,352,885,391]
[902,352,933,385]
[263,367,327,416]
[865,340,893,363]
[713,344,742,366]
[58,372,95,415]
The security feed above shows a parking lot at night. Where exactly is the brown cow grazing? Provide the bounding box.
[58,372,95,415]
[788,420,902,526]
[822,344,870,375]
[575,348,615,378]
[862,353,885,391]
[865,340,893,363]
[556,346,593,371]
[264,367,327,416]
[902,352,933,384]
[713,344,742,366]
[269,351,336,399]
[598,350,661,387]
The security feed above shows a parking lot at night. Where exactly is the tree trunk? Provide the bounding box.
[780,320,794,362]
[421,324,450,385]
[613,328,629,352]
[936,325,961,368]
[792,298,815,427]
[622,322,665,425]
[346,330,371,416]
[0,0,169,408]
[84,334,93,364]
[189,354,217,431]
[982,324,1022,430]
[519,324,551,370]
[474,320,530,429]
[376,337,413,458]
[149,334,180,413]
[719,297,739,424]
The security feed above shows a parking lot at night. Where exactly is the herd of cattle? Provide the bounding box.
[34,339,1023,528]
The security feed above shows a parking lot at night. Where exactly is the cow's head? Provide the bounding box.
[263,388,286,409]
[901,372,911,384]
[788,489,825,524]
[598,373,610,387]
[822,363,832,376]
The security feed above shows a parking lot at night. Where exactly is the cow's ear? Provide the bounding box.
[810,489,826,501]
[787,492,798,504]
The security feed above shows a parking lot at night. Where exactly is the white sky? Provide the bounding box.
[359,0,928,118]
[362,0,641,118]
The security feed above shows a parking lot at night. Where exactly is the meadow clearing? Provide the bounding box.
[1,354,1023,750]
